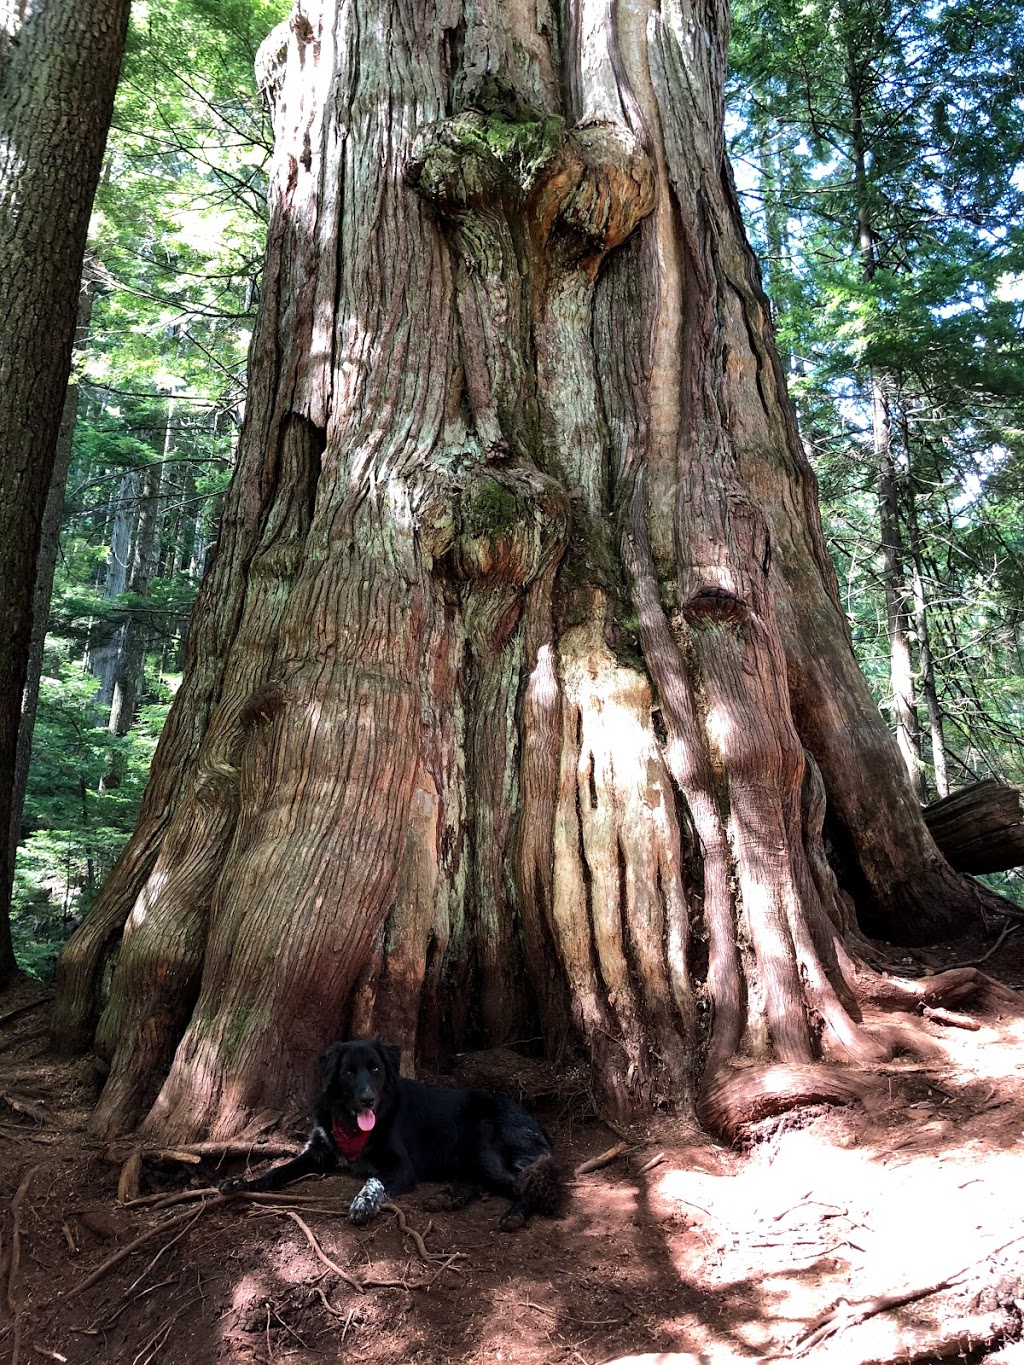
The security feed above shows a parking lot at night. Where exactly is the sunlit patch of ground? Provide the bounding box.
[1,955,1023,1365]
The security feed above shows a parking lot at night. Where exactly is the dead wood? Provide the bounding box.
[575,1142,629,1175]
[0,999,51,1031]
[6,1164,42,1365]
[259,1208,363,1292]
[62,1197,225,1302]
[923,779,1024,875]
[0,1094,49,1125]
[116,1150,142,1204]
[921,1005,982,1031]
[785,1230,1024,1357]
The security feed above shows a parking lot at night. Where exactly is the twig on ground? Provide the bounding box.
[8,1164,41,1313]
[122,1186,221,1210]
[171,1139,298,1160]
[635,1152,666,1175]
[263,1208,363,1293]
[63,1197,226,1302]
[381,1201,464,1269]
[785,1231,1024,1356]
[131,1304,185,1365]
[0,1095,49,1125]
[921,1005,983,1031]
[574,1143,629,1176]
[0,998,51,1031]
[941,922,1021,971]
[8,1164,42,1365]
[0,1125,56,1146]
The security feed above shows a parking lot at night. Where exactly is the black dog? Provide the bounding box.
[222,1039,562,1230]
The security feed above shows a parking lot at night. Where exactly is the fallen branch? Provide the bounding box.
[940,921,1022,972]
[170,1139,298,1160]
[7,1164,41,1313]
[0,1095,49,1125]
[382,1201,464,1269]
[921,1005,982,1032]
[786,1231,1024,1356]
[263,1208,363,1293]
[0,998,51,1031]
[574,1143,629,1176]
[7,1164,42,1365]
[62,1196,226,1302]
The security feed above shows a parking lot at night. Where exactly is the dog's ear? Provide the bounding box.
[317,1044,341,1086]
[382,1043,401,1075]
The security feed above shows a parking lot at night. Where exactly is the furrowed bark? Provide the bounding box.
[0,0,132,980]
[56,0,1002,1145]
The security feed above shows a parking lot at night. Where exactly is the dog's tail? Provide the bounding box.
[516,1153,563,1217]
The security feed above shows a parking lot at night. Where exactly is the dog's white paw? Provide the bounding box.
[348,1177,387,1225]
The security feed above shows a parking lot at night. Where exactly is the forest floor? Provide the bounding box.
[3,926,1024,1365]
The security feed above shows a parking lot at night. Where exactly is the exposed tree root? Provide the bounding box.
[697,1063,872,1140]
[259,1208,363,1292]
[784,1232,1024,1358]
[62,1199,220,1302]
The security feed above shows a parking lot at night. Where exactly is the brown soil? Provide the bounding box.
[3,926,1024,1365]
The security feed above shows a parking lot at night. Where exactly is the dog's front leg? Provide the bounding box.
[220,1125,339,1195]
[348,1158,416,1226]
[347,1176,388,1225]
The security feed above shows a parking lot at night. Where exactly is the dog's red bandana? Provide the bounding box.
[331,1118,371,1162]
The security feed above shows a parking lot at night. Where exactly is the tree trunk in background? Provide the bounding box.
[0,0,131,980]
[54,0,1004,1143]
[848,56,923,799]
[8,268,97,884]
[107,413,168,741]
[91,473,139,709]
[898,405,948,800]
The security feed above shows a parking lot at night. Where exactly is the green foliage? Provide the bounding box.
[12,0,285,975]
[728,0,1024,795]
[13,644,171,977]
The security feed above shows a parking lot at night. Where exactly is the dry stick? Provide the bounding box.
[7,1164,41,1313]
[0,998,51,1031]
[635,1152,665,1175]
[7,1164,42,1365]
[62,1197,226,1302]
[574,1142,629,1176]
[942,921,1021,971]
[0,1095,49,1125]
[170,1139,297,1160]
[381,1201,464,1268]
[785,1231,1024,1358]
[921,1005,982,1031]
[264,1209,363,1293]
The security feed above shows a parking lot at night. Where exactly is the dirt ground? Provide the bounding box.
[3,927,1024,1365]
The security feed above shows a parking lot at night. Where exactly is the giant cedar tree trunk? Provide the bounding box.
[0,0,131,979]
[54,0,1001,1142]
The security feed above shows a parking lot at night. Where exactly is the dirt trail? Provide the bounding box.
[2,928,1024,1365]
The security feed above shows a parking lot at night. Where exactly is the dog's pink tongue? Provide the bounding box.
[356,1110,376,1132]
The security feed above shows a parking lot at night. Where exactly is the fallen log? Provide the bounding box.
[923,780,1024,875]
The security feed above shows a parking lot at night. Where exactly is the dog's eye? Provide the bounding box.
[368,1063,379,1073]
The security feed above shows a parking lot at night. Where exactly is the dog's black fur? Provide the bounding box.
[222,1039,562,1230]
